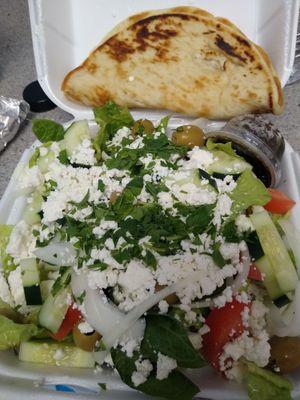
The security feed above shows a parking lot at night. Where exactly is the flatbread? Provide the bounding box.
[62,7,283,119]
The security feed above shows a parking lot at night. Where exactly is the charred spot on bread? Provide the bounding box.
[215,34,246,63]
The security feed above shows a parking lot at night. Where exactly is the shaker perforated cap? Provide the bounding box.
[23,80,57,112]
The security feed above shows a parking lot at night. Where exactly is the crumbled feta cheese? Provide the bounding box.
[132,359,153,387]
[213,194,232,228]
[70,138,96,166]
[78,321,94,334]
[156,353,177,380]
[158,300,169,314]
[157,192,174,210]
[93,220,118,238]
[183,147,215,170]
[235,214,254,233]
[117,261,156,311]
[128,75,135,82]
[6,220,36,259]
[7,267,26,308]
[87,268,118,290]
[219,243,240,264]
[19,165,43,190]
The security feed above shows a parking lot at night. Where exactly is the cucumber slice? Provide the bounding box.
[207,150,252,175]
[64,120,91,157]
[19,341,95,368]
[255,256,284,300]
[250,207,298,293]
[165,169,215,193]
[40,280,54,301]
[212,172,240,181]
[246,231,264,262]
[273,295,291,308]
[23,192,43,225]
[20,258,42,306]
[38,288,70,333]
[37,150,55,173]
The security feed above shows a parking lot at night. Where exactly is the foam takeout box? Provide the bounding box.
[0,0,300,398]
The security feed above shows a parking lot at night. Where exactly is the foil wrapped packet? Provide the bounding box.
[0,96,29,152]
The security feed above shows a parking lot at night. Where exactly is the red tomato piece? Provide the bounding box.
[264,188,295,214]
[248,264,263,281]
[201,299,250,370]
[50,305,82,341]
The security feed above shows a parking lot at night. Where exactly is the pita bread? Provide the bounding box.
[62,7,283,119]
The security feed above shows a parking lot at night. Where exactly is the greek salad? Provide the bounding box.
[0,101,299,400]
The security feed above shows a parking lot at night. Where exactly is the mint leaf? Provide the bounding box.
[0,315,38,350]
[230,169,271,215]
[141,314,206,368]
[32,119,64,143]
[58,149,69,165]
[111,347,199,400]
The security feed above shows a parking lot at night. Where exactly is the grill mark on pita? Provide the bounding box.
[203,30,216,35]
[105,37,135,61]
[131,13,198,28]
[215,34,246,63]
[235,35,251,47]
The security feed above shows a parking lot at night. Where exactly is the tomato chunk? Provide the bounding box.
[248,263,263,281]
[264,188,295,214]
[50,306,82,341]
[201,299,250,370]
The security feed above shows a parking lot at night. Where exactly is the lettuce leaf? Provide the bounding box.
[230,169,271,215]
[244,362,292,400]
[0,315,38,350]
[0,225,16,276]
[206,139,237,157]
[93,101,134,159]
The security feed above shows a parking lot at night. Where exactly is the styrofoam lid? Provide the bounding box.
[28,0,299,120]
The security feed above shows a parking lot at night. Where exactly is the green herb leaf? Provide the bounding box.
[141,314,206,368]
[111,347,199,400]
[221,220,241,243]
[51,267,71,296]
[212,242,226,267]
[145,182,169,198]
[156,115,170,132]
[58,149,69,165]
[198,169,218,191]
[98,383,107,391]
[32,119,64,143]
[97,179,105,192]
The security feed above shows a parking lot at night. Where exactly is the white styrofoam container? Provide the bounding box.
[0,0,300,398]
[28,0,300,121]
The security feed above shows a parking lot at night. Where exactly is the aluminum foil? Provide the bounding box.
[0,96,29,152]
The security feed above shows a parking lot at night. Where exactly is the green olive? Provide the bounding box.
[132,119,155,136]
[270,336,300,374]
[155,284,179,305]
[172,125,205,148]
[73,324,102,352]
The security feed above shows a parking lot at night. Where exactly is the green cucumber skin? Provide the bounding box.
[24,285,42,306]
[20,258,40,287]
[207,150,251,175]
[19,341,95,368]
[250,208,298,293]
[255,256,284,300]
[64,120,90,157]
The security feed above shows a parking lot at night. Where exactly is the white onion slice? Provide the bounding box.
[79,271,200,351]
[34,241,76,266]
[231,247,251,294]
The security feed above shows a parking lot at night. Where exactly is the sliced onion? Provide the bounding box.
[34,241,76,266]
[231,247,251,294]
[268,282,300,337]
[79,271,200,351]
